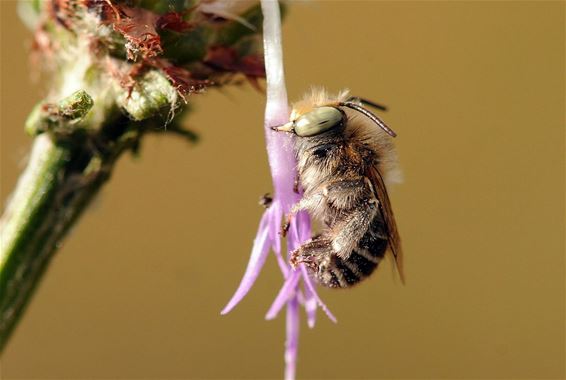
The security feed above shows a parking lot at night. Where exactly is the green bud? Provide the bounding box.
[58,90,94,120]
[25,90,94,136]
[117,70,178,121]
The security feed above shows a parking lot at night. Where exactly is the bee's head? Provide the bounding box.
[271,106,344,137]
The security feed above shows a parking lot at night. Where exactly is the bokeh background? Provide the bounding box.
[1,1,564,379]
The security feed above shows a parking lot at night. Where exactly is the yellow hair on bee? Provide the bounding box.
[290,87,350,120]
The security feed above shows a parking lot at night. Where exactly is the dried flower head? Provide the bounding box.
[27,0,266,122]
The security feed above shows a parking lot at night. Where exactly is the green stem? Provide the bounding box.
[0,114,141,352]
[0,103,195,352]
[0,135,71,350]
[0,63,199,351]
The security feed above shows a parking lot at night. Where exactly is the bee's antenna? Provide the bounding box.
[339,102,397,137]
[350,97,388,112]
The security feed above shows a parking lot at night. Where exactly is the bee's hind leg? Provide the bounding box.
[290,235,332,272]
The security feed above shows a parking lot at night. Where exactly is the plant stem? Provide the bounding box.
[0,107,148,351]
[0,136,70,352]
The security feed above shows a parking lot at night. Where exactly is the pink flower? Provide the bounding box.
[221,1,336,379]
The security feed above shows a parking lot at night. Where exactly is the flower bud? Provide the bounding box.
[116,70,178,121]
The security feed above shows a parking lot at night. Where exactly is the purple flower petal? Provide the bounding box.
[268,203,289,277]
[221,211,272,315]
[301,266,338,323]
[302,274,317,328]
[286,221,302,252]
[284,295,300,380]
[265,269,301,320]
[296,211,312,242]
[261,0,287,120]
[261,0,298,201]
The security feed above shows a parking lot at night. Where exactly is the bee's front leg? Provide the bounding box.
[281,194,321,237]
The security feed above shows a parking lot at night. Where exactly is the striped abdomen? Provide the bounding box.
[318,217,388,288]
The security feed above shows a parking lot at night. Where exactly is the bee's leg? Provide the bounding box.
[281,208,298,237]
[290,235,332,271]
[315,178,377,259]
[281,216,291,237]
[293,173,301,194]
[321,179,367,209]
[281,193,323,237]
[330,203,378,260]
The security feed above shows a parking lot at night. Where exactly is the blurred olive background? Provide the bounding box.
[1,1,564,379]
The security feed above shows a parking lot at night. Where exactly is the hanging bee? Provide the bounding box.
[272,88,404,288]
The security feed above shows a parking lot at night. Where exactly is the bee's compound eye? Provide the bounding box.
[294,107,343,137]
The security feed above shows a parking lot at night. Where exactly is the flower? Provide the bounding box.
[221,1,336,379]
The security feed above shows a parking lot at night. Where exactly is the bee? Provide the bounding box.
[272,88,404,288]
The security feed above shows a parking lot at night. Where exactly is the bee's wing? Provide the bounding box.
[366,166,405,283]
